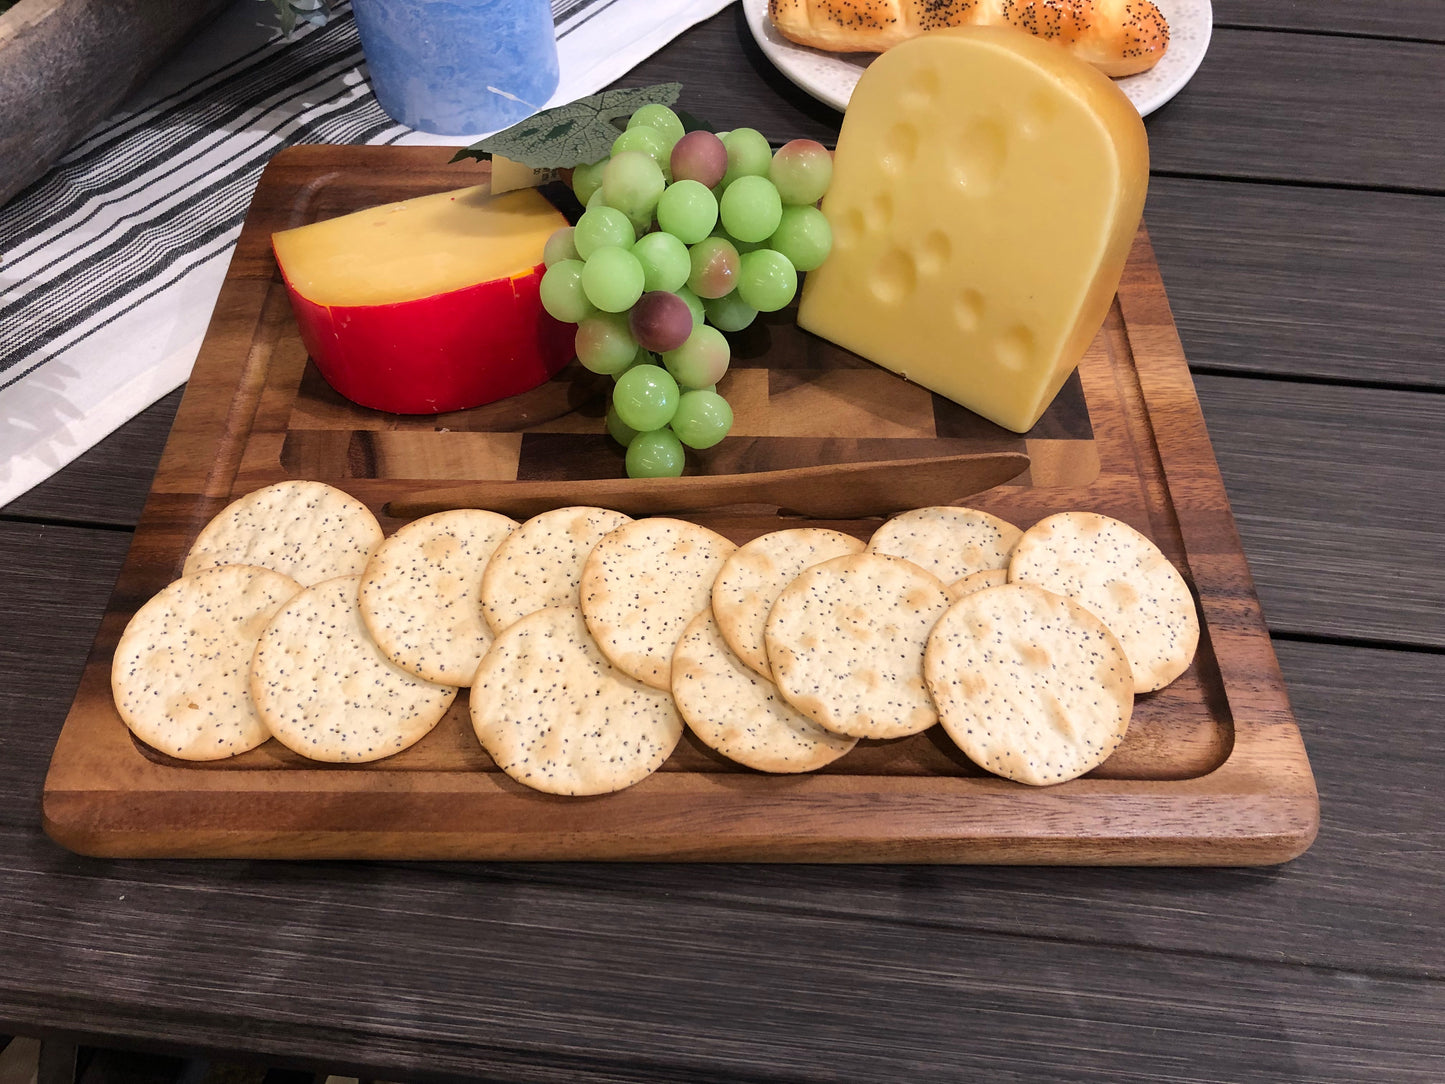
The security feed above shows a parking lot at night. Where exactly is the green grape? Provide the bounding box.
[768,139,833,205]
[719,175,783,244]
[675,284,706,330]
[575,311,638,374]
[574,205,635,259]
[768,204,832,272]
[602,150,665,221]
[687,235,740,299]
[611,125,670,173]
[632,231,691,293]
[625,428,686,478]
[538,259,594,323]
[543,226,581,268]
[627,208,655,237]
[606,403,640,447]
[612,364,681,432]
[669,389,733,450]
[571,158,609,204]
[662,323,730,388]
[656,180,719,245]
[612,345,656,381]
[736,249,797,312]
[702,290,758,332]
[720,128,772,188]
[628,104,685,150]
[710,220,766,254]
[581,247,646,313]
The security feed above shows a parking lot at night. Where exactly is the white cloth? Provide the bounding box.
[0,0,733,507]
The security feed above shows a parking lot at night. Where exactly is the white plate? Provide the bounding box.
[742,0,1212,117]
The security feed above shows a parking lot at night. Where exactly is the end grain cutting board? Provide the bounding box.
[41,146,1319,863]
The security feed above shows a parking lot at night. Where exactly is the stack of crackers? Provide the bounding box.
[112,482,1199,796]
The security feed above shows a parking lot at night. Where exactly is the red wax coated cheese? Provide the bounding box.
[281,263,573,414]
[273,186,575,415]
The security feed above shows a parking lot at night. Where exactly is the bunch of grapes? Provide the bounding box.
[537,104,834,478]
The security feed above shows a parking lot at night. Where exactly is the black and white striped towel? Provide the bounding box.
[0,0,733,506]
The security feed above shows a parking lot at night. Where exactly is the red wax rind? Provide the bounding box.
[278,261,575,415]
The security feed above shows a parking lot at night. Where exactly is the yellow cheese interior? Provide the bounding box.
[272,186,567,307]
[798,26,1149,434]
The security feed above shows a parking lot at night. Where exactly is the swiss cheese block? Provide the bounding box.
[272,185,574,414]
[797,26,1148,434]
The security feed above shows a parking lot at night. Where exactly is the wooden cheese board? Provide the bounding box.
[42,145,1318,863]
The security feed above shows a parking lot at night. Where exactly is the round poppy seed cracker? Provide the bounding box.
[251,575,457,763]
[111,565,303,760]
[764,552,951,740]
[711,527,866,681]
[580,517,737,690]
[925,583,1133,786]
[470,606,683,795]
[480,505,633,634]
[672,608,858,773]
[183,480,383,587]
[358,509,518,685]
[1007,511,1199,693]
[867,506,1023,585]
[948,568,1009,600]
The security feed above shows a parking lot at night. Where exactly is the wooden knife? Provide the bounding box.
[386,449,1029,520]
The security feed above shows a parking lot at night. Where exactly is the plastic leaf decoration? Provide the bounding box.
[269,0,331,36]
[452,84,684,170]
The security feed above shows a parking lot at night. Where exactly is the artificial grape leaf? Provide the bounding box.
[676,109,716,134]
[268,0,298,36]
[451,83,683,169]
[268,0,331,37]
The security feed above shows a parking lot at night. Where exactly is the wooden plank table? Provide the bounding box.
[1,0,1441,1079]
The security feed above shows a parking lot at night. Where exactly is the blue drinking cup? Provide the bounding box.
[352,0,560,136]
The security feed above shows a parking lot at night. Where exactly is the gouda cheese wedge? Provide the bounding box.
[271,185,574,414]
[797,26,1149,433]
[273,186,566,307]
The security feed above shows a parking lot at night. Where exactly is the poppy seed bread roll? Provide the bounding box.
[768,0,1170,77]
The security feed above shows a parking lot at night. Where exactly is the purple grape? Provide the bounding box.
[628,290,695,353]
[670,130,728,189]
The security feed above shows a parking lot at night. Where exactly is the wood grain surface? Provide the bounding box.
[1216,0,1445,40]
[0,2,1441,1080]
[1197,376,1445,646]
[1146,179,1445,387]
[1145,32,1443,191]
